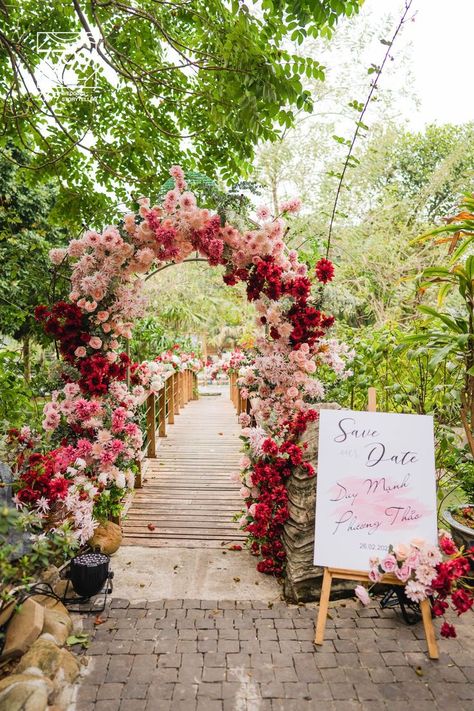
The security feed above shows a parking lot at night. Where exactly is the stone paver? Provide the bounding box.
[73,598,474,711]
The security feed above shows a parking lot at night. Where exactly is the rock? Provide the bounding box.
[39,565,60,587]
[283,402,352,602]
[0,598,44,661]
[17,638,80,684]
[0,673,53,711]
[88,520,122,554]
[0,600,15,629]
[41,608,72,647]
[31,595,69,618]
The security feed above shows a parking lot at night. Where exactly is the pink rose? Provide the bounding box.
[97,311,109,322]
[354,585,370,606]
[239,487,250,499]
[368,568,381,583]
[381,554,397,573]
[74,346,86,358]
[89,337,102,349]
[394,543,410,562]
[395,563,412,582]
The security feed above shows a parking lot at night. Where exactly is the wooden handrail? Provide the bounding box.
[135,367,199,489]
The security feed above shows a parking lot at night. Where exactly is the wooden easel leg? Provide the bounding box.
[315,568,332,645]
[420,599,439,660]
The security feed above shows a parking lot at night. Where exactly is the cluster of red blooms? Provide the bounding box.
[77,352,131,395]
[223,256,335,349]
[245,410,318,576]
[430,534,474,638]
[11,436,75,508]
[34,302,87,363]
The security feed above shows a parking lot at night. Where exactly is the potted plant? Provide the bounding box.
[443,449,474,549]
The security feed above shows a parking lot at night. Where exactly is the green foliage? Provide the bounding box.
[0,146,71,351]
[93,483,129,522]
[0,505,78,602]
[0,350,44,431]
[0,0,359,218]
[325,323,461,423]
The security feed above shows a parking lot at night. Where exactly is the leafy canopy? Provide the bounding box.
[0,0,359,215]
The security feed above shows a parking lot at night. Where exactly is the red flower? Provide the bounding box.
[439,535,458,556]
[440,622,457,638]
[315,258,335,284]
[451,589,473,615]
[431,599,449,617]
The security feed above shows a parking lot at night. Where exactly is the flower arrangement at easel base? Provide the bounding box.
[355,531,474,638]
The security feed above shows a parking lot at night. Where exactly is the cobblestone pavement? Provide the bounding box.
[73,598,474,711]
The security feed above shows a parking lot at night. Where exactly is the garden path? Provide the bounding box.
[122,385,246,548]
[109,385,279,601]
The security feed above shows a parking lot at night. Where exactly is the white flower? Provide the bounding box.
[35,496,50,514]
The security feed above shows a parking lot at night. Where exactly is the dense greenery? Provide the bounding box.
[0,0,359,222]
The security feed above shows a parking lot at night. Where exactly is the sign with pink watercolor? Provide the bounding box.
[313,409,437,571]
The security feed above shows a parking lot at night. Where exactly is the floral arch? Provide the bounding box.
[14,166,350,576]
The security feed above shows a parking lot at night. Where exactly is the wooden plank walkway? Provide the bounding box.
[122,386,247,548]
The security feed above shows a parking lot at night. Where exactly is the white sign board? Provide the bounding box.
[314,410,437,571]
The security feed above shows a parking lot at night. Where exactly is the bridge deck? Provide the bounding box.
[122,386,247,548]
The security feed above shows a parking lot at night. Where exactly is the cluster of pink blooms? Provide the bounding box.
[357,532,474,638]
[237,338,352,426]
[38,380,143,541]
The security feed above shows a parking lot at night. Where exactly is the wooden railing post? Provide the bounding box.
[179,371,185,408]
[192,372,198,400]
[146,392,157,457]
[168,374,175,424]
[158,382,167,437]
[174,372,180,415]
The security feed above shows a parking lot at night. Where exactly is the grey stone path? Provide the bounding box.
[72,598,474,711]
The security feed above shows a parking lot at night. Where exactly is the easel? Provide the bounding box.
[314,387,439,660]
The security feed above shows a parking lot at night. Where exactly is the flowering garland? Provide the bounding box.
[13,165,349,569]
[356,532,474,638]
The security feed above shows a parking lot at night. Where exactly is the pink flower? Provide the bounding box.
[89,336,102,349]
[394,543,410,561]
[179,192,197,211]
[97,311,109,322]
[395,563,412,582]
[280,197,301,214]
[239,486,250,499]
[256,206,271,221]
[354,585,370,606]
[75,346,86,358]
[368,568,381,583]
[405,580,428,603]
[49,248,67,265]
[415,563,436,586]
[381,554,397,573]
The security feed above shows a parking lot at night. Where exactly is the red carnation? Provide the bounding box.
[440,622,457,638]
[315,258,335,284]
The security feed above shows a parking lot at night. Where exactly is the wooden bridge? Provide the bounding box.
[122,371,247,548]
